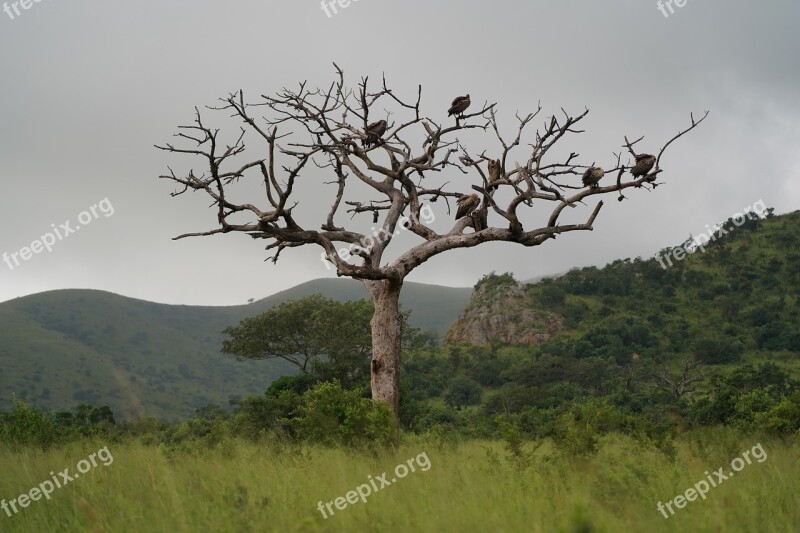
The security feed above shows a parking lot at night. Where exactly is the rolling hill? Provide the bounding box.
[0,279,472,420]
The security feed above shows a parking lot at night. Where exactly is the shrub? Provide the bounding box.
[754,392,800,435]
[0,397,59,450]
[232,389,300,441]
[444,377,482,409]
[294,380,395,448]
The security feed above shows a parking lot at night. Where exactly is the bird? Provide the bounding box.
[455,193,480,219]
[582,166,604,188]
[488,159,503,182]
[362,120,388,147]
[448,94,471,118]
[630,154,656,178]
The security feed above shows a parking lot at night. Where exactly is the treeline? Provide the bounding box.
[3,351,799,457]
[2,210,798,455]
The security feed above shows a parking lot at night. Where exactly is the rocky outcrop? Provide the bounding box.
[444,279,565,346]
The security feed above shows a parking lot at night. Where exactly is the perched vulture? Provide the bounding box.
[488,159,503,182]
[455,193,480,219]
[362,120,388,147]
[630,154,656,178]
[582,166,604,188]
[448,94,471,117]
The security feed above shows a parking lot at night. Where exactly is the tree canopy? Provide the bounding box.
[222,294,431,386]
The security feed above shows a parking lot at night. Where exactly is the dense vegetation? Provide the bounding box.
[2,210,799,451]
[1,209,798,531]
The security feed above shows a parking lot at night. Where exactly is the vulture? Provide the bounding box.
[455,193,480,219]
[488,159,503,182]
[362,120,388,147]
[630,154,656,178]
[582,166,604,188]
[448,94,471,118]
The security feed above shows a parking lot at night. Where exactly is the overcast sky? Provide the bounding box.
[0,0,798,306]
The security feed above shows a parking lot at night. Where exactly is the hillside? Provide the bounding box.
[446,209,800,372]
[445,277,565,345]
[0,280,471,420]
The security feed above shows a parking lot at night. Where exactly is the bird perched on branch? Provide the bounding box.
[488,159,502,182]
[459,154,475,166]
[448,94,471,118]
[630,154,656,178]
[582,166,604,188]
[455,193,480,219]
[362,120,388,147]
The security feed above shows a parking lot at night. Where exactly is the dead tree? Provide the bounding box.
[652,358,707,399]
[156,65,707,418]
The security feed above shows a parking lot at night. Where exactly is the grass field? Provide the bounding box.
[0,429,797,532]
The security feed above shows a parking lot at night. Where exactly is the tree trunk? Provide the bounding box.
[364,278,403,419]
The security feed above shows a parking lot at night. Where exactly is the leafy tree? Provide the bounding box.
[265,373,320,397]
[537,282,566,306]
[755,392,800,435]
[444,377,482,409]
[690,363,798,426]
[223,295,428,388]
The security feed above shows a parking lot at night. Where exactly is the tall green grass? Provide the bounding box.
[0,429,796,532]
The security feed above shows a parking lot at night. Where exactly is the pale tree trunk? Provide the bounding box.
[364,278,403,419]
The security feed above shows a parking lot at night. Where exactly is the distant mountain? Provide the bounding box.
[0,280,471,420]
[521,273,562,284]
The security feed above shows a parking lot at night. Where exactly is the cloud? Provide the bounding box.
[0,0,797,304]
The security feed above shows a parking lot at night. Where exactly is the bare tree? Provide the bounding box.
[652,358,707,399]
[156,65,707,418]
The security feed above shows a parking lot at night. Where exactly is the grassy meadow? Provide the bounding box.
[1,429,797,532]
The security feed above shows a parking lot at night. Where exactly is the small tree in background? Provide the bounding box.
[222,294,429,388]
[445,376,482,410]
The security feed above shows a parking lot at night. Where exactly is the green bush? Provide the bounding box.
[754,391,800,435]
[552,399,623,456]
[294,380,396,447]
[0,397,60,450]
[444,377,482,409]
[732,389,775,431]
[231,390,299,441]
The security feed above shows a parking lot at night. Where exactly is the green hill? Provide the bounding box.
[0,280,471,420]
[516,208,800,370]
[393,209,800,445]
[427,209,800,426]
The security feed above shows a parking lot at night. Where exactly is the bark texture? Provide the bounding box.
[364,278,403,418]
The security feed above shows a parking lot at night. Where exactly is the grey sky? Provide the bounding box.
[1,0,798,305]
